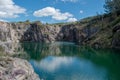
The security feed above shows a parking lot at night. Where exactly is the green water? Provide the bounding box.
[21,42,120,80]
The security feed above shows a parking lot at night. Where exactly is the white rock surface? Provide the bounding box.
[0,57,40,80]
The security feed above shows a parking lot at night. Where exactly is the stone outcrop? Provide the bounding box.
[112,24,120,49]
[21,23,61,43]
[0,22,30,43]
[0,57,40,80]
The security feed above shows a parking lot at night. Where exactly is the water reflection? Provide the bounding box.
[21,42,120,80]
[30,56,107,80]
[21,42,79,60]
[31,56,74,72]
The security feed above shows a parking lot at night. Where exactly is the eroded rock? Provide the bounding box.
[112,24,120,49]
[0,57,40,80]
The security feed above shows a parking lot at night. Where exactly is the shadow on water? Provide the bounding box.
[21,42,120,80]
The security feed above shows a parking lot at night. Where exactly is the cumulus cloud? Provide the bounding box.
[67,18,77,22]
[0,0,26,18]
[33,7,73,20]
[33,7,77,21]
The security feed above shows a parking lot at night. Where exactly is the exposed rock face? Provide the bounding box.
[0,21,91,45]
[112,24,120,49]
[21,23,61,43]
[0,42,25,55]
[0,22,30,43]
[0,57,40,80]
[56,24,87,45]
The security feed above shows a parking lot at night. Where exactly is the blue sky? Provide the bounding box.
[0,0,105,23]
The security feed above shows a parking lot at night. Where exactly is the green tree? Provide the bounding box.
[114,0,120,12]
[104,0,120,13]
[104,0,114,13]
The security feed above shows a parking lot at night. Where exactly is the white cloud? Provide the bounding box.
[67,18,77,22]
[33,7,73,21]
[80,10,84,14]
[0,0,26,18]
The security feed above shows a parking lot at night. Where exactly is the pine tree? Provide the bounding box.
[104,0,120,13]
[104,0,114,13]
[114,0,120,12]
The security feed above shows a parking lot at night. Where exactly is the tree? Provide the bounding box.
[104,0,120,13]
[114,0,120,12]
[104,0,114,13]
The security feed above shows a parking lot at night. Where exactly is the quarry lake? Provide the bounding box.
[20,42,120,80]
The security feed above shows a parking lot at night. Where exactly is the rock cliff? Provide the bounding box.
[1,20,119,49]
[0,22,30,43]
[21,23,61,43]
[112,24,120,49]
[0,21,87,44]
